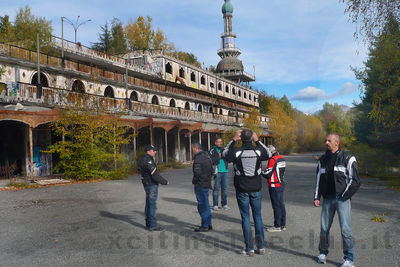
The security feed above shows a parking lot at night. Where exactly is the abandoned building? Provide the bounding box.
[0,0,271,179]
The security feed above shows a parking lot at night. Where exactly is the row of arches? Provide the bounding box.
[164,62,258,103]
[30,72,231,115]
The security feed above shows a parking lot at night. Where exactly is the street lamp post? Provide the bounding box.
[62,16,91,44]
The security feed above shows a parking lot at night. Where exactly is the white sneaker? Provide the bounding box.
[267,226,282,232]
[240,248,255,256]
[212,206,219,211]
[222,205,231,210]
[341,260,354,267]
[317,254,327,264]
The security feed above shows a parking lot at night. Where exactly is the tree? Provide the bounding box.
[0,6,53,52]
[124,16,168,51]
[92,22,112,53]
[267,98,297,154]
[295,113,325,152]
[340,0,400,43]
[110,18,127,55]
[317,102,354,148]
[169,51,202,68]
[243,108,262,136]
[46,108,131,180]
[355,16,400,130]
[0,15,13,43]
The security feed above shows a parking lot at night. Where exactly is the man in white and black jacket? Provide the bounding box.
[314,133,361,267]
[223,129,272,256]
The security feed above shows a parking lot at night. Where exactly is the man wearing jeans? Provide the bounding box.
[209,137,230,211]
[138,145,169,231]
[314,134,361,267]
[223,129,271,256]
[263,145,286,232]
[192,142,213,232]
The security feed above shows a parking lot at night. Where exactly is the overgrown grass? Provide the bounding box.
[371,213,387,223]
[6,182,39,189]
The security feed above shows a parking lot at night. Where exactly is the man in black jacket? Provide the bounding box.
[223,129,271,256]
[138,145,169,231]
[314,134,361,267]
[192,142,213,232]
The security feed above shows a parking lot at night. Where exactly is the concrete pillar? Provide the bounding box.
[177,129,181,162]
[165,129,168,163]
[189,132,192,161]
[29,127,33,179]
[207,132,211,150]
[150,125,153,145]
[133,128,137,159]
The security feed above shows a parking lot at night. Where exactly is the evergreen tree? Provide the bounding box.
[92,22,112,53]
[110,18,127,55]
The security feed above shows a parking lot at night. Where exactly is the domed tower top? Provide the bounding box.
[222,0,234,15]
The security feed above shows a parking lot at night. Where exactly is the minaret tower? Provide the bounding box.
[218,0,241,59]
[216,0,255,83]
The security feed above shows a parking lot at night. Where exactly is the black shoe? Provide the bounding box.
[208,225,213,230]
[147,226,164,232]
[194,226,209,232]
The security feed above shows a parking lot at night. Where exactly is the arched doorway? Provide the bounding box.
[104,86,114,98]
[31,72,49,87]
[184,102,190,110]
[0,120,28,178]
[130,91,138,101]
[72,80,85,93]
[151,95,159,105]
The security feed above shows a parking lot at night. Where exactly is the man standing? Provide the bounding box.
[209,137,230,211]
[138,145,169,231]
[262,145,286,232]
[192,142,213,232]
[314,134,361,267]
[223,129,271,256]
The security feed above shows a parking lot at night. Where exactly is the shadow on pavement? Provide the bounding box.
[99,210,145,229]
[162,197,197,206]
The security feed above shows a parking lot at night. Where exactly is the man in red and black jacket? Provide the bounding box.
[262,145,286,232]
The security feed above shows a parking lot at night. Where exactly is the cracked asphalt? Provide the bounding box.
[0,153,399,267]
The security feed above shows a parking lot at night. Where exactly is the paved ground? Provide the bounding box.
[0,153,399,267]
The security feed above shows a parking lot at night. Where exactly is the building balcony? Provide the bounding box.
[0,82,263,128]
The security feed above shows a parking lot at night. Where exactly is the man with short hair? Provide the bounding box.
[137,145,169,231]
[263,145,286,232]
[209,137,230,211]
[314,134,361,267]
[223,129,272,256]
[192,142,213,232]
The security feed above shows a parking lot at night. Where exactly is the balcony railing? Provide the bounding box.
[52,36,161,77]
[0,82,260,127]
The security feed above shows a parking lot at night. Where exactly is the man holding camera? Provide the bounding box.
[223,129,272,256]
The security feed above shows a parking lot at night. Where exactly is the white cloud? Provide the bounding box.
[291,86,326,102]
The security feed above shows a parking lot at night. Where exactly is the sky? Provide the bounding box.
[1,0,369,113]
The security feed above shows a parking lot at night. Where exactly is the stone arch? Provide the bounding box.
[190,72,196,82]
[225,85,229,93]
[197,104,203,112]
[165,62,172,74]
[184,102,190,110]
[200,75,206,85]
[218,82,222,91]
[219,108,223,115]
[179,67,185,78]
[72,79,85,93]
[31,72,49,87]
[169,99,176,107]
[151,95,159,105]
[104,86,114,98]
[130,91,138,101]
